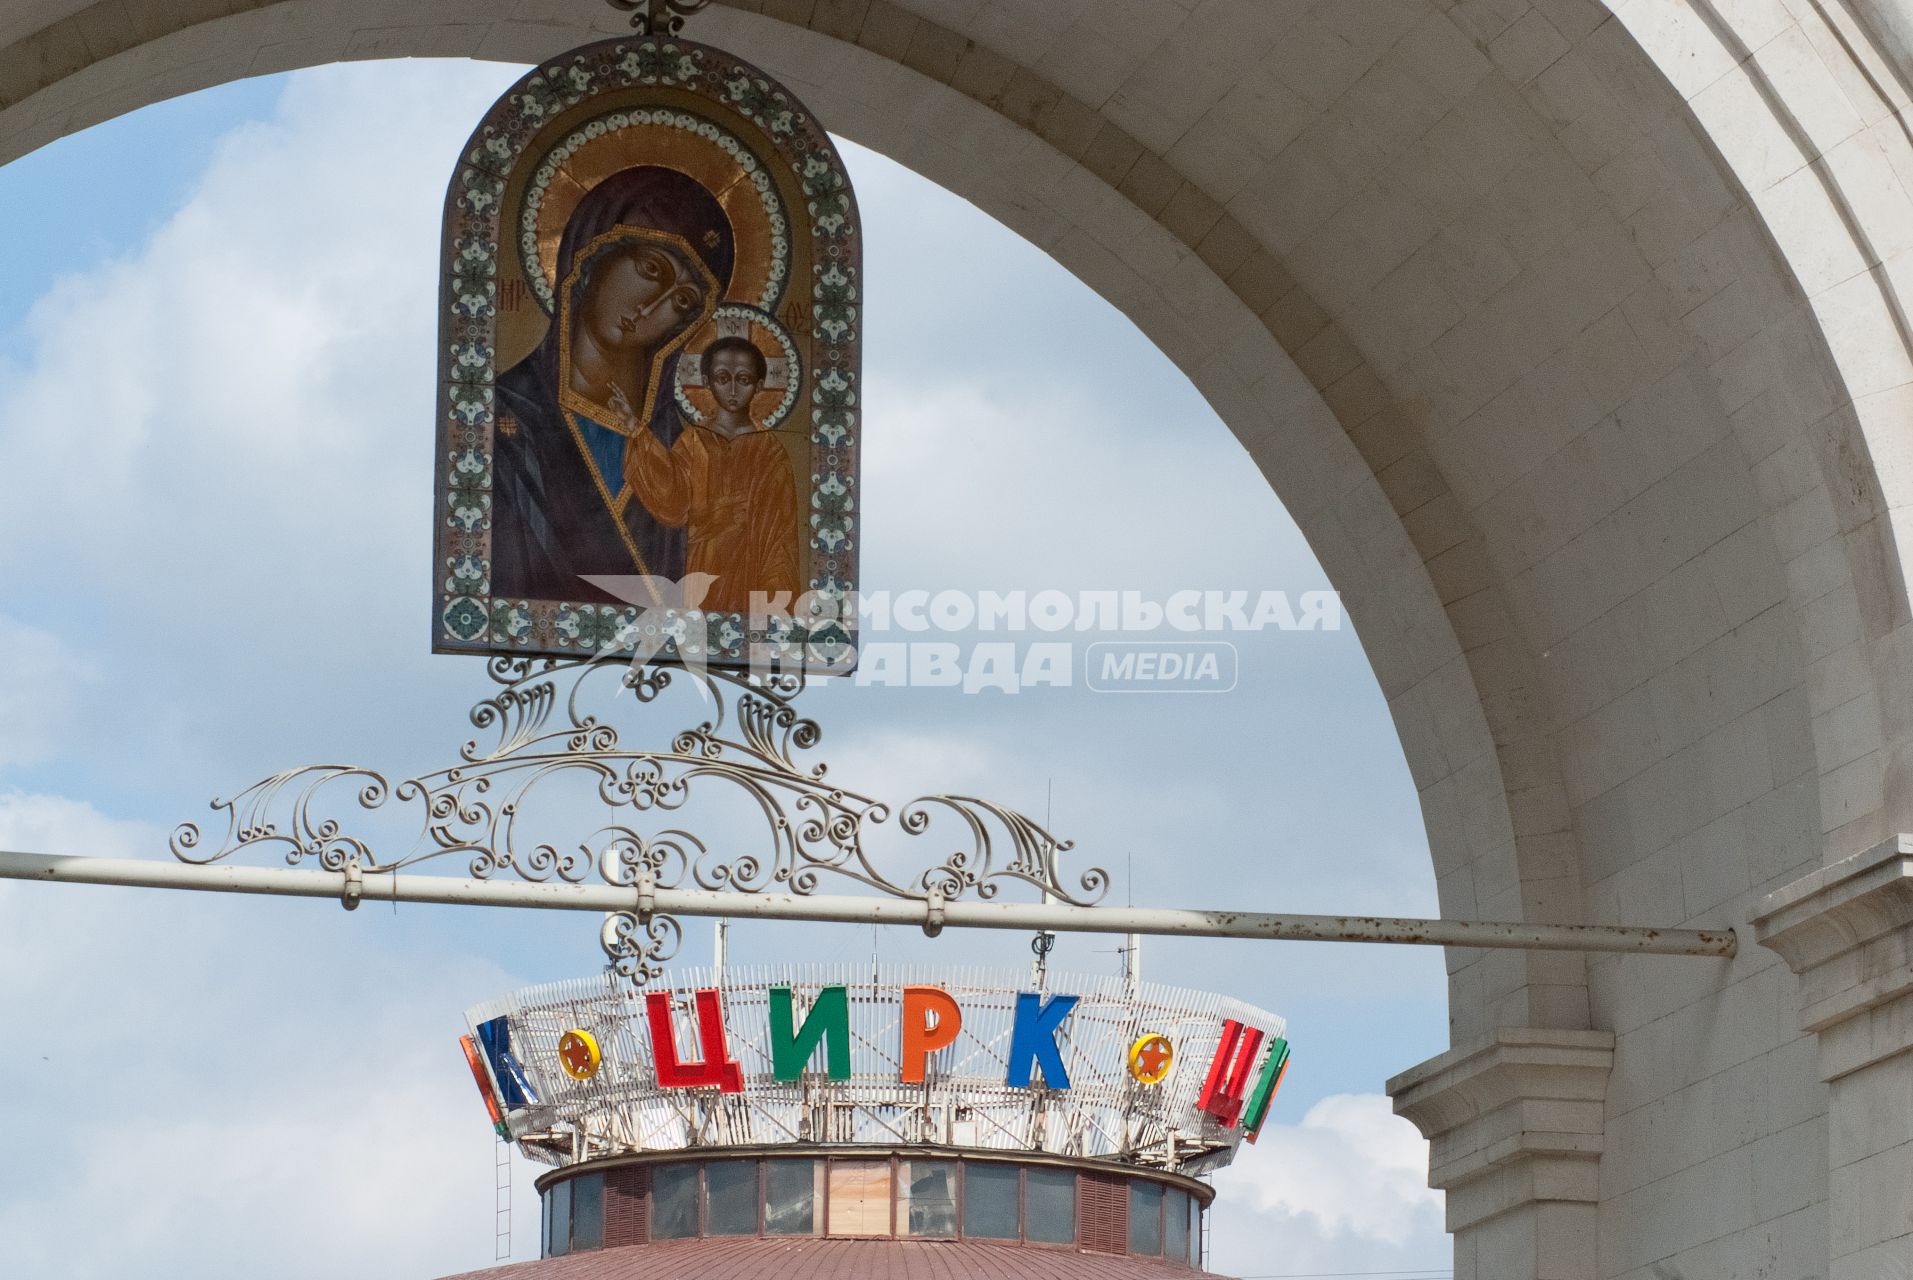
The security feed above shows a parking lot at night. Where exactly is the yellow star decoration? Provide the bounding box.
[558,1028,602,1080]
[1128,1033,1175,1085]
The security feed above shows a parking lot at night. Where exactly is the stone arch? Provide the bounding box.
[0,0,1601,1050]
[6,2,1913,1276]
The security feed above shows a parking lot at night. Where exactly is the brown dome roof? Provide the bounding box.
[439,1238,1227,1279]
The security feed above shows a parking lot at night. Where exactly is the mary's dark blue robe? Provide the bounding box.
[488,352,688,604]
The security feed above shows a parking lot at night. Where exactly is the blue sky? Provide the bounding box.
[0,77,281,347]
[0,60,1450,1279]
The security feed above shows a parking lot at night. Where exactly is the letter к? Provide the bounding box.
[1006,992,1080,1089]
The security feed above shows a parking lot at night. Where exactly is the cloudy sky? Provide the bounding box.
[0,59,1448,1278]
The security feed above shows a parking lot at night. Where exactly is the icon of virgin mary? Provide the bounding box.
[489,165,734,604]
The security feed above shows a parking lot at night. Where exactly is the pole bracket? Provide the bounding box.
[635,868,657,925]
[341,860,363,912]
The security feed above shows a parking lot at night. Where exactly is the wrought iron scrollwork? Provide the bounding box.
[607,0,712,36]
[600,908,683,986]
[172,656,1105,985]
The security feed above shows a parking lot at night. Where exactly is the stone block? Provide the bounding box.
[1032,21,1143,110]
[1157,179,1222,245]
[0,18,90,108]
[1078,119,1142,187]
[1292,322,1363,390]
[944,35,1011,100]
[1220,246,1291,316]
[993,64,1061,131]
[900,20,966,84]
[1399,9,1495,103]
[1113,149,1180,217]
[1187,212,1251,278]
[1490,9,1573,84]
[759,0,817,29]
[1267,11,1374,111]
[1258,283,1328,353]
[1391,1028,1616,1235]
[1008,90,1087,162]
[807,0,871,43]
[854,0,917,63]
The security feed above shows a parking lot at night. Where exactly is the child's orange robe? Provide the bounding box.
[623,424,801,615]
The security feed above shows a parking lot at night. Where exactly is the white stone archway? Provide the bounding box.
[5,2,1913,1277]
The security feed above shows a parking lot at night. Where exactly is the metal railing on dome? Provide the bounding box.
[465,964,1285,1175]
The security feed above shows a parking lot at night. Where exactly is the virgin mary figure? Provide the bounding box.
[490,165,735,604]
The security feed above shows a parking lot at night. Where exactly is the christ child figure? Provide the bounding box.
[705,336,767,437]
[622,334,801,615]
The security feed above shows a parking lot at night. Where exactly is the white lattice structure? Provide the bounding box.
[466,965,1285,1176]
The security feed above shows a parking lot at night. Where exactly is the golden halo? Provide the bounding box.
[522,109,789,316]
[674,304,802,431]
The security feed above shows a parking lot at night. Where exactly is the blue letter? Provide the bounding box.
[477,1015,540,1109]
[1006,991,1079,1089]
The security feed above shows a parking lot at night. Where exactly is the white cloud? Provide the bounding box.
[0,61,574,807]
[0,60,524,760]
[1217,1093,1443,1250]
[0,616,96,767]
[859,373,1325,599]
[0,786,147,854]
[0,787,533,1279]
[0,1059,501,1280]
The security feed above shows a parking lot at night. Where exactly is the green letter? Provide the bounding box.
[1243,1038,1290,1142]
[769,984,851,1081]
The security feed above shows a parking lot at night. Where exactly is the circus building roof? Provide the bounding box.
[438,1237,1225,1279]
[448,966,1286,1279]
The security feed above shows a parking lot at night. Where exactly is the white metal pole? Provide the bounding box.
[0,850,1738,956]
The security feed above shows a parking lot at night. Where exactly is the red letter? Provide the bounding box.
[1197,1019,1265,1127]
[646,988,745,1093]
[901,985,963,1084]
[459,1034,507,1138]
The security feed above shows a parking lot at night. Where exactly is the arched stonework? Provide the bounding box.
[4,2,1912,1278]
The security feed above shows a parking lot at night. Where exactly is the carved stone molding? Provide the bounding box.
[1754,833,1913,1081]
[1387,1028,1615,1234]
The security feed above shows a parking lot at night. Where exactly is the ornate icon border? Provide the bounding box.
[432,37,860,673]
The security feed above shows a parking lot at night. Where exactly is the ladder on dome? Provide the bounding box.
[494,1136,512,1261]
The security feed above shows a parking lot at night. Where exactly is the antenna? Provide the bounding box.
[1031,778,1056,991]
[713,916,729,977]
[1122,852,1141,996]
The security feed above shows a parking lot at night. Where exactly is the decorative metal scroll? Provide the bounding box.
[607,0,712,35]
[171,657,1106,985]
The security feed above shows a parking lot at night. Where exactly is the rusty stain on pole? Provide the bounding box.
[0,849,1738,958]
